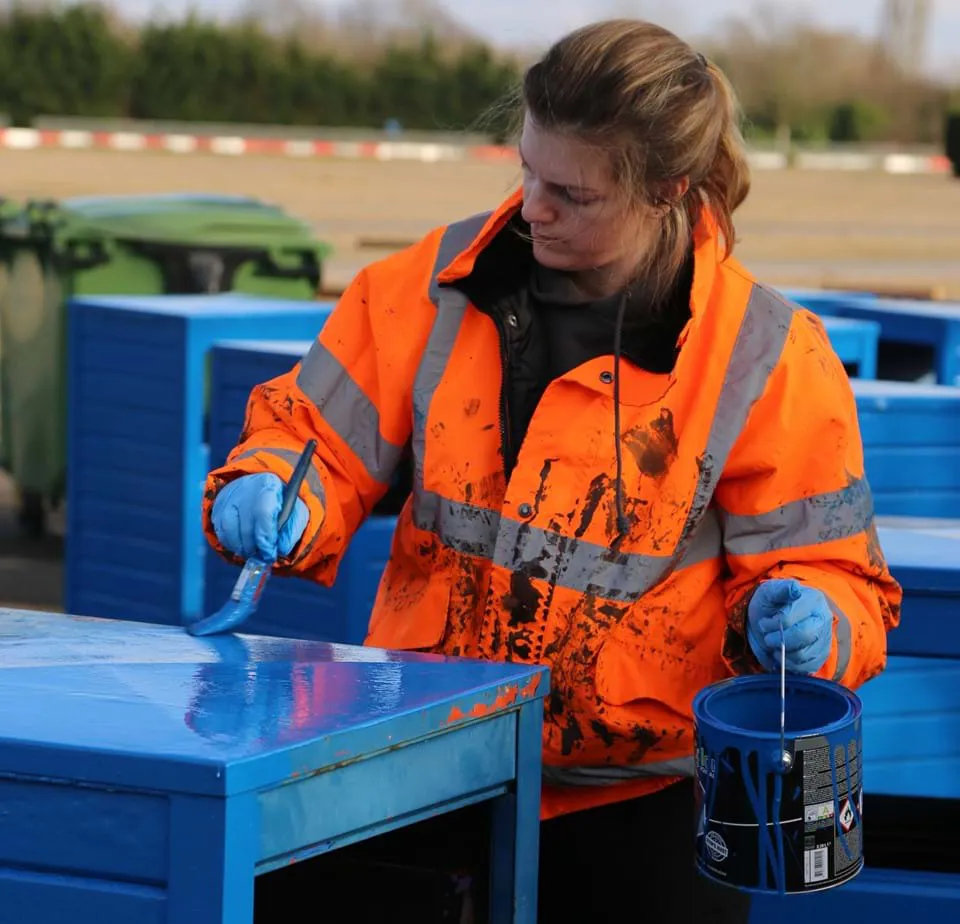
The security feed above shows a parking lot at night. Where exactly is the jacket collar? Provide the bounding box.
[436,187,725,326]
[435,187,524,288]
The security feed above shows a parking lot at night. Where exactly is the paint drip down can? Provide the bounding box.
[692,674,864,895]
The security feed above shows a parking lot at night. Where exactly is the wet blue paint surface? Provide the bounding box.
[0,609,546,795]
[0,609,548,923]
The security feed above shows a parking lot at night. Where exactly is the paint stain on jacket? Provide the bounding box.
[576,473,611,537]
[502,562,546,627]
[623,408,678,478]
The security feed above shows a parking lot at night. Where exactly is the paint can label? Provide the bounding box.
[694,731,863,893]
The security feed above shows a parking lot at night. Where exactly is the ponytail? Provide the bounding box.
[698,61,752,259]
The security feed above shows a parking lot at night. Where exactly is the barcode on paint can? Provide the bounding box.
[805,847,829,884]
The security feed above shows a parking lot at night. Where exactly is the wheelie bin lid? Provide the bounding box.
[0,192,333,255]
[0,197,21,221]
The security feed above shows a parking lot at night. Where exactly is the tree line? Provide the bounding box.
[0,4,521,135]
[703,11,957,147]
[0,2,955,146]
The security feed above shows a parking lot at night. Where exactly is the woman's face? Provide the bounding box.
[519,113,662,293]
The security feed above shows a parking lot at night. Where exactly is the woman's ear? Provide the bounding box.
[654,176,691,208]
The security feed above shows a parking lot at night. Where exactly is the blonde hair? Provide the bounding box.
[520,19,751,303]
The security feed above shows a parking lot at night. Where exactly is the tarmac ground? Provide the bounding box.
[0,472,62,611]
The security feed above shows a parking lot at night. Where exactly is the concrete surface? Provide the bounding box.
[0,471,63,612]
[2,149,960,297]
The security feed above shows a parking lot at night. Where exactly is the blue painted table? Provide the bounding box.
[781,288,877,312]
[878,523,960,657]
[878,515,960,539]
[0,609,548,923]
[799,294,960,386]
[858,654,960,800]
[820,316,880,379]
[855,381,960,518]
[870,523,960,796]
[65,293,332,626]
[207,339,314,474]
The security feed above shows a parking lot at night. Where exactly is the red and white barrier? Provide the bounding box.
[0,126,951,174]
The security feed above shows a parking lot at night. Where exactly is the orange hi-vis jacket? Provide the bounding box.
[203,189,902,819]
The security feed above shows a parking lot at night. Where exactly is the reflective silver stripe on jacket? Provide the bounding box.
[255,218,488,490]
[720,477,874,558]
[411,233,798,604]
[296,341,406,484]
[542,759,696,787]
[719,475,872,682]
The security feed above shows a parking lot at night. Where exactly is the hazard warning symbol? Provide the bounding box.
[839,798,855,832]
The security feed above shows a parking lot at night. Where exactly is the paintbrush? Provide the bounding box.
[187,438,318,637]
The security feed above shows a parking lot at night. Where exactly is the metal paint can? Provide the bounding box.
[692,674,863,894]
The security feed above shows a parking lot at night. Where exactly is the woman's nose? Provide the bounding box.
[521,181,555,225]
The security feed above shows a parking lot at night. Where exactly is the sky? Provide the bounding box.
[111,0,960,78]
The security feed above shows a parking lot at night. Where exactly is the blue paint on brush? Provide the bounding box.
[187,439,317,637]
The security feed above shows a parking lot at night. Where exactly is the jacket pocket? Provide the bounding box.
[595,577,729,714]
[595,632,718,721]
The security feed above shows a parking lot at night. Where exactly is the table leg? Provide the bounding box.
[859,330,878,380]
[489,701,543,924]
[166,793,258,923]
[941,330,960,387]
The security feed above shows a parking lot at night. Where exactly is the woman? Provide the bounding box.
[203,19,902,923]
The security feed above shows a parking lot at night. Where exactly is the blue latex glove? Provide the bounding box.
[746,578,833,675]
[211,472,309,563]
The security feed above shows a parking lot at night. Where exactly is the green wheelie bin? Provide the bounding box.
[0,192,333,536]
[0,196,24,477]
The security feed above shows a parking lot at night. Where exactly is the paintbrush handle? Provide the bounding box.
[278,439,318,529]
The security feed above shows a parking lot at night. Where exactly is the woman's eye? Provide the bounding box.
[520,166,595,206]
[561,189,591,205]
